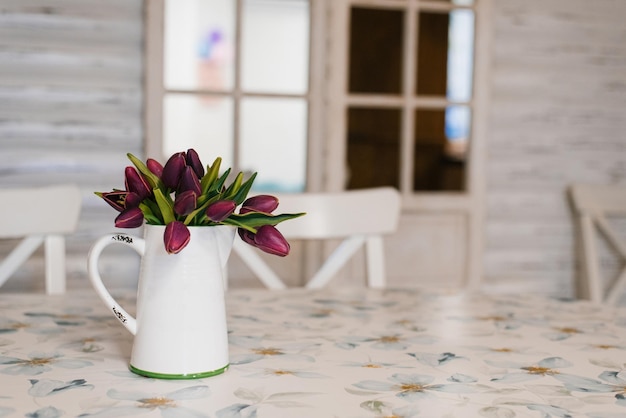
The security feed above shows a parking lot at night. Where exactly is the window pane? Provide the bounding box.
[164,0,235,91]
[416,12,448,96]
[413,106,469,191]
[347,108,400,189]
[349,8,404,94]
[241,0,309,94]
[163,94,234,168]
[240,98,307,192]
[446,105,471,142]
[447,9,475,101]
[416,10,474,101]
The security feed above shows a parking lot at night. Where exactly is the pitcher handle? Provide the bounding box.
[88,233,145,335]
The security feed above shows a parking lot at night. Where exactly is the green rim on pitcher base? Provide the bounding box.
[129,364,229,379]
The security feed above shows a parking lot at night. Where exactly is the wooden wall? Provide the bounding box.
[0,0,144,291]
[2,0,626,297]
[485,0,626,296]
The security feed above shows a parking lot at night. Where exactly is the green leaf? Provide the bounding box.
[141,198,161,219]
[153,188,175,224]
[225,212,305,229]
[183,194,219,225]
[223,171,243,200]
[139,202,161,224]
[200,157,222,195]
[221,217,257,233]
[231,172,257,205]
[127,153,161,189]
[196,188,221,207]
[213,168,231,193]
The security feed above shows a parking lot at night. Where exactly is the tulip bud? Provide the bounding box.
[174,190,197,216]
[179,166,202,196]
[97,190,127,212]
[253,225,290,256]
[206,200,236,222]
[240,194,279,214]
[164,221,191,254]
[186,148,205,178]
[238,228,256,246]
[147,158,164,178]
[124,192,142,209]
[114,207,144,228]
[125,167,152,200]
[161,152,186,190]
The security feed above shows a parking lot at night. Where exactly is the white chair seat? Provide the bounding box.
[233,187,401,289]
[0,184,81,294]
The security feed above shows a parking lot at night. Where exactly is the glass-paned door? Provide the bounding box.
[326,0,489,289]
[345,0,475,193]
[150,0,312,193]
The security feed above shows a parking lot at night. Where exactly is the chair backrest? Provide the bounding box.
[233,187,401,289]
[0,184,82,294]
[569,184,626,305]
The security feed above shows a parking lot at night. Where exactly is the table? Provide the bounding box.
[1,288,625,417]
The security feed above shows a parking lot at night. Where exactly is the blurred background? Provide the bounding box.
[1,0,626,298]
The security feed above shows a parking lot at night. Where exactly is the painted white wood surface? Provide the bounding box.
[0,184,81,294]
[485,0,626,297]
[233,187,402,289]
[0,0,144,291]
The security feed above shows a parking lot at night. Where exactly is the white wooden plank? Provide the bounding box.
[0,0,141,292]
[0,87,142,125]
[0,0,142,19]
[0,51,142,89]
[0,14,142,57]
[485,0,626,298]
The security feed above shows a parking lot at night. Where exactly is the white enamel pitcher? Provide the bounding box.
[88,224,235,379]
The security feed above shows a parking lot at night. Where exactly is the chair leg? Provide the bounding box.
[306,236,364,289]
[44,235,66,295]
[233,239,287,290]
[606,267,626,306]
[365,236,386,288]
[580,215,603,303]
[0,235,44,289]
[595,215,626,306]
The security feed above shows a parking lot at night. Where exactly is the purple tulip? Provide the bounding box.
[206,200,236,222]
[114,207,144,228]
[174,190,197,216]
[124,192,142,209]
[185,148,205,178]
[164,221,191,254]
[240,194,279,214]
[98,190,127,212]
[162,152,186,190]
[147,158,164,178]
[125,167,152,200]
[253,225,290,256]
[178,166,202,196]
[238,228,256,246]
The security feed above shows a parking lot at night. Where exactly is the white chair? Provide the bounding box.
[569,184,626,305]
[233,187,401,289]
[0,184,81,294]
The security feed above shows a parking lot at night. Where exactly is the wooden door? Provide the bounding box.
[323,0,492,288]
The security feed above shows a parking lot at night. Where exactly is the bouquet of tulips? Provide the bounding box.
[96,149,304,255]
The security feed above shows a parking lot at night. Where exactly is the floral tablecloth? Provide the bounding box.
[1,288,626,417]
